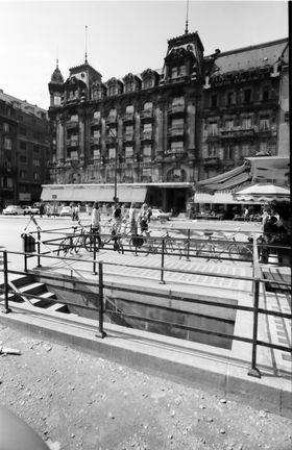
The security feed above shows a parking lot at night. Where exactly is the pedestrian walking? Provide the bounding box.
[128,202,138,236]
[138,203,149,235]
[91,202,102,248]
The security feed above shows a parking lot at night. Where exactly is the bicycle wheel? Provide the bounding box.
[57,237,72,256]
[84,234,94,252]
[72,236,81,253]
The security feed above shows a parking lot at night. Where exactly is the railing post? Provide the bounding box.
[160,238,165,284]
[96,261,106,338]
[3,251,11,314]
[248,277,261,378]
[92,232,97,275]
[24,250,28,273]
[186,228,191,261]
[37,230,41,268]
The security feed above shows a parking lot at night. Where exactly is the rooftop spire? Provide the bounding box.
[85,25,88,63]
[185,0,189,34]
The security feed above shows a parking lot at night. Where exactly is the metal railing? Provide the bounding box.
[0,226,291,379]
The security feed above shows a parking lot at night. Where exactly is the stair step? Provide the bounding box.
[9,275,35,289]
[38,291,56,300]
[18,282,46,296]
[47,303,68,312]
[0,292,18,302]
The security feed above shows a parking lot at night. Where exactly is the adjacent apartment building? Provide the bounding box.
[46,29,289,210]
[0,90,50,206]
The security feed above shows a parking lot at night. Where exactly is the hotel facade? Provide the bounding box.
[46,29,289,211]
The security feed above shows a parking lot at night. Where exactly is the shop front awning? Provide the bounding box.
[41,184,148,203]
[197,163,251,193]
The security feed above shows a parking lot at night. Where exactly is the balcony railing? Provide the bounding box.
[123,112,134,122]
[166,148,185,155]
[69,151,78,160]
[169,127,184,137]
[90,137,101,145]
[91,118,101,126]
[105,116,117,125]
[66,139,79,147]
[124,134,134,142]
[66,121,79,129]
[141,132,153,141]
[140,110,153,120]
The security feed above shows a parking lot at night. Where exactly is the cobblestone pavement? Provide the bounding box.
[0,325,292,450]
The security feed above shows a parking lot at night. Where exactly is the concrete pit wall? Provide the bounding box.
[39,274,237,350]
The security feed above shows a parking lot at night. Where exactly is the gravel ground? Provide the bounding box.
[0,324,291,450]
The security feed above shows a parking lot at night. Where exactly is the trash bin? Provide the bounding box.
[22,234,36,253]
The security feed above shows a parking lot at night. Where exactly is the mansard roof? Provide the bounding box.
[168,31,204,53]
[69,62,102,79]
[207,37,288,75]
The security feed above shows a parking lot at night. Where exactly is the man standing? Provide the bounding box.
[91,202,102,249]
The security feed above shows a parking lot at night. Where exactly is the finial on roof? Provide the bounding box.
[185,0,189,34]
[56,58,59,69]
[85,25,88,63]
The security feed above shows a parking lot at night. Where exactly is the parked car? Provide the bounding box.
[151,208,171,221]
[3,205,24,215]
[59,206,72,217]
[23,205,40,215]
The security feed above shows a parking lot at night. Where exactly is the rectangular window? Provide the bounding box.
[170,141,184,153]
[143,146,152,157]
[211,95,217,107]
[242,117,252,129]
[171,67,178,79]
[33,159,40,167]
[109,148,116,159]
[20,170,27,179]
[19,155,27,163]
[260,118,270,130]
[125,147,134,158]
[143,123,152,134]
[172,118,184,128]
[20,126,27,136]
[225,120,233,130]
[208,145,217,157]
[33,172,40,181]
[179,65,186,76]
[4,138,12,150]
[242,145,250,156]
[3,123,9,133]
[224,147,232,160]
[227,92,234,105]
[208,123,218,136]
[93,150,100,159]
[172,97,185,106]
[262,88,269,101]
[244,89,252,103]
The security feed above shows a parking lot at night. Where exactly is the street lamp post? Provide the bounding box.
[106,124,120,203]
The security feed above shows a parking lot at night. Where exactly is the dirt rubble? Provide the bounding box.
[0,324,291,450]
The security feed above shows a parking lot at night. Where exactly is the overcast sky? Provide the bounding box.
[0,0,288,109]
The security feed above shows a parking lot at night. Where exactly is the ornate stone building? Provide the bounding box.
[47,30,289,209]
[0,90,49,206]
[201,38,289,180]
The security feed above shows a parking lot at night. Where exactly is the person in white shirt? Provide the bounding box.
[91,202,102,248]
